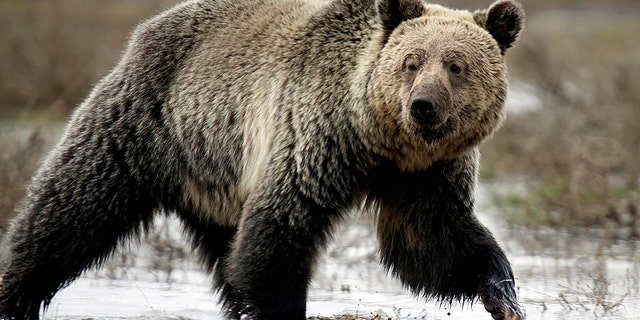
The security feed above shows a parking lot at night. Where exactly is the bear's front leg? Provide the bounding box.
[371,149,524,320]
[220,177,338,320]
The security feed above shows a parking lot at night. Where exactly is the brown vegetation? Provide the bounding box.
[0,0,179,117]
[482,8,640,227]
[308,310,393,320]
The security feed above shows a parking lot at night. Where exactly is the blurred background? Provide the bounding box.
[0,0,639,319]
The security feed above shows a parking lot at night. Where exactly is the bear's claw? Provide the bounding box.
[480,279,525,320]
[484,304,524,320]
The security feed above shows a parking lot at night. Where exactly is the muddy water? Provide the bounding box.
[39,183,640,320]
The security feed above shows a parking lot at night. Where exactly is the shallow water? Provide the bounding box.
[40,184,640,320]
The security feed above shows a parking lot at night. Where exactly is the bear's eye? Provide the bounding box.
[406,63,419,72]
[448,63,463,74]
[403,55,421,73]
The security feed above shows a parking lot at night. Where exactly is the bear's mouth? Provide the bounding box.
[414,116,453,143]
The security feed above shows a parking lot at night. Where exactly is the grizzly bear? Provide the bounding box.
[0,0,524,319]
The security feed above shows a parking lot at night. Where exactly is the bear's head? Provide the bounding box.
[369,0,524,170]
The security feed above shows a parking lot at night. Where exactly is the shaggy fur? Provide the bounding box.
[0,0,524,319]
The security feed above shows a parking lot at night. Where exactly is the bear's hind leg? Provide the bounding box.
[0,146,156,319]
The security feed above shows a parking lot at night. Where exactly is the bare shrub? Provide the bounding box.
[557,260,630,315]
[308,310,394,320]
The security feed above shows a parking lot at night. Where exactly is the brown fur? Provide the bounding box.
[0,1,524,319]
[364,14,509,171]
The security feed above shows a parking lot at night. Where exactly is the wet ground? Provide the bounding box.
[40,184,640,320]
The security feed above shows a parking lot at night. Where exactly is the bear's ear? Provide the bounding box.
[377,0,426,39]
[474,0,524,54]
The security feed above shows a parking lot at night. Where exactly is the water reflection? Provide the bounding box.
[506,226,639,319]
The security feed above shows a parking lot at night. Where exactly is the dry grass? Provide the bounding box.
[308,310,394,320]
[0,0,179,117]
[556,258,634,315]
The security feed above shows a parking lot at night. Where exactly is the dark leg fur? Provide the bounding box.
[371,149,523,320]
[0,139,156,319]
[221,174,339,319]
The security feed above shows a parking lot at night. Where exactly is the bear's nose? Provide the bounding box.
[410,97,437,124]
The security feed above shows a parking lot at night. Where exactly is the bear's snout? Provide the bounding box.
[408,89,450,129]
[410,97,437,124]
[407,75,452,130]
